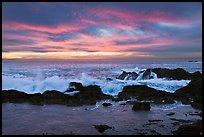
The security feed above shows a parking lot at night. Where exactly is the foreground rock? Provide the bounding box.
[102,103,112,107]
[174,78,202,110]
[152,68,202,80]
[132,102,151,111]
[173,120,202,135]
[2,83,113,106]
[94,124,113,133]
[118,85,174,104]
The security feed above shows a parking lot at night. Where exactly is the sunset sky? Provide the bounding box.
[2,2,202,61]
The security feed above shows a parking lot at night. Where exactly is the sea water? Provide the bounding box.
[2,60,202,96]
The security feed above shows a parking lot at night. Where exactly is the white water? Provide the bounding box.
[2,73,190,96]
[2,61,201,96]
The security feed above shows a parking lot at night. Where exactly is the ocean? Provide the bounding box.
[2,60,202,96]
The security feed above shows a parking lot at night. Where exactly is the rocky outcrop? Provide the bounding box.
[132,102,151,111]
[174,78,202,110]
[94,124,113,133]
[102,103,112,107]
[118,85,174,103]
[2,83,113,106]
[173,120,202,135]
[117,71,138,80]
[152,68,202,80]
[142,69,154,80]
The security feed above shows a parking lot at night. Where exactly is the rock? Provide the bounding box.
[117,71,127,80]
[106,78,113,81]
[2,84,113,106]
[2,90,29,103]
[166,112,175,116]
[94,124,113,133]
[65,82,83,92]
[174,78,202,110]
[102,103,112,107]
[132,102,151,111]
[142,69,153,80]
[117,71,138,80]
[118,85,173,103]
[112,98,123,102]
[173,120,202,135]
[148,120,163,122]
[152,68,201,80]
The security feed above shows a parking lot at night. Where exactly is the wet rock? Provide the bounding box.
[94,124,113,133]
[142,69,153,80]
[152,68,201,80]
[166,112,175,116]
[106,78,113,81]
[118,85,173,103]
[112,98,123,102]
[65,82,83,92]
[132,102,151,111]
[117,71,138,80]
[174,78,202,110]
[2,85,113,106]
[117,71,127,80]
[2,90,29,103]
[102,103,112,107]
[148,120,163,122]
[173,120,202,135]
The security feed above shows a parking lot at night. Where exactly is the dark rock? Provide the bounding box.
[2,84,113,106]
[174,78,202,110]
[102,103,112,107]
[106,78,113,81]
[152,68,201,80]
[117,71,138,80]
[65,82,83,92]
[166,112,175,116]
[117,71,127,80]
[94,124,113,133]
[173,120,202,135]
[112,98,123,102]
[120,103,126,105]
[148,120,163,122]
[132,102,151,111]
[142,69,153,80]
[118,85,173,103]
[2,90,29,103]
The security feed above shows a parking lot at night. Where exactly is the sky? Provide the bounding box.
[2,2,202,62]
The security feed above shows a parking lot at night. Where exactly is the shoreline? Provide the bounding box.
[2,102,201,135]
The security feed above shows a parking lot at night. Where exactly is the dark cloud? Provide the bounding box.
[48,33,80,42]
[115,38,153,45]
[125,44,202,53]
[70,47,98,52]
[2,39,37,46]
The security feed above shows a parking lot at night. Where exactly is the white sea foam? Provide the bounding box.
[2,72,191,96]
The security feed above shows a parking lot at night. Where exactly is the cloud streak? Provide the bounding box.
[2,2,202,61]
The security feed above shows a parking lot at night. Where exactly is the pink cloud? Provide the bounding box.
[3,21,85,34]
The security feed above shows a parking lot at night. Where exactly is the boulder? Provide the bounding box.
[94,124,113,133]
[118,85,173,103]
[152,68,201,80]
[173,120,202,135]
[102,103,112,107]
[132,102,151,111]
[65,82,83,92]
[174,78,202,110]
[117,71,138,80]
[2,90,29,103]
[142,69,153,80]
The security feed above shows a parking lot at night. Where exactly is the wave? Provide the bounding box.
[2,72,190,96]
